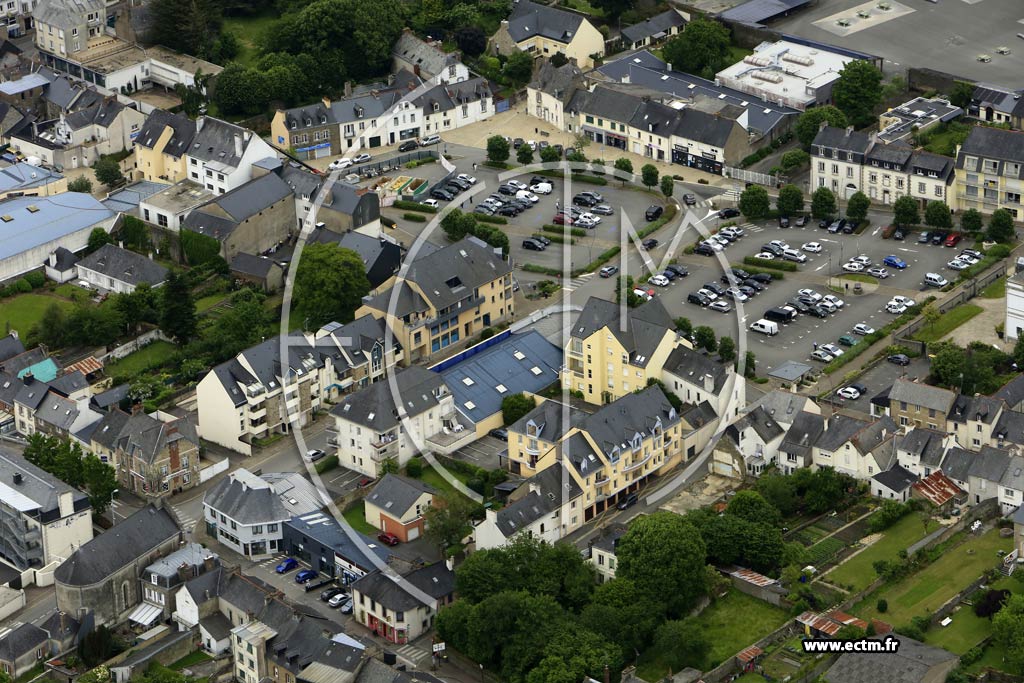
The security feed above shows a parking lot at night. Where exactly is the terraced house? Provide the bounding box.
[490,0,605,68]
[955,125,1024,218]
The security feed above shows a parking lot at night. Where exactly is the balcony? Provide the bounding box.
[371,432,398,449]
[622,450,654,474]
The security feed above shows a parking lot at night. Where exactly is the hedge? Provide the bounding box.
[393,200,436,213]
[736,264,785,280]
[534,233,575,245]
[522,264,563,276]
[542,224,587,237]
[743,256,798,271]
[403,213,427,222]
[533,169,607,185]
[475,214,508,225]
[406,158,436,169]
[315,455,339,474]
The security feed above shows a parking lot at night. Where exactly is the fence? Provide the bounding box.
[99,329,172,363]
[723,166,778,187]
[198,456,230,484]
[700,624,800,683]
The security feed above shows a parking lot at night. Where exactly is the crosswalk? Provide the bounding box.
[562,272,594,292]
[258,553,289,570]
[171,503,199,534]
[394,643,430,665]
[739,222,764,233]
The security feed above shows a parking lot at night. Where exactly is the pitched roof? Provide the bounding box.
[412,78,493,116]
[188,117,253,167]
[204,469,291,525]
[889,379,956,414]
[32,0,105,29]
[495,464,582,537]
[994,373,1024,407]
[54,505,179,586]
[285,512,390,574]
[64,98,126,131]
[816,414,873,452]
[956,126,1024,176]
[506,0,586,43]
[780,411,825,458]
[947,393,1003,425]
[938,446,974,483]
[330,366,446,430]
[872,464,918,493]
[0,333,25,364]
[528,60,583,103]
[994,409,1024,444]
[182,172,294,241]
[230,252,281,279]
[620,9,686,44]
[510,399,585,443]
[897,428,946,468]
[812,125,872,153]
[824,634,955,683]
[731,405,785,444]
[366,474,437,519]
[1000,455,1024,491]
[352,563,454,612]
[207,331,331,408]
[571,296,675,368]
[968,445,1011,482]
[134,109,196,158]
[0,623,47,661]
[664,344,729,393]
[912,471,963,507]
[76,244,168,287]
[392,30,459,79]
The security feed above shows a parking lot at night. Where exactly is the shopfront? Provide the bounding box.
[672,145,723,175]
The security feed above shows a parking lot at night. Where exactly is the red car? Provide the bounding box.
[553,213,574,225]
[944,233,962,247]
[377,532,401,546]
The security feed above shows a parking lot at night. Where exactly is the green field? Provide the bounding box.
[415,460,476,503]
[824,513,930,591]
[980,277,1006,299]
[169,650,212,670]
[0,293,76,336]
[805,536,847,566]
[912,304,984,342]
[104,340,177,378]
[857,528,1013,622]
[924,606,992,654]
[636,590,790,681]
[196,292,231,313]
[343,501,379,536]
[222,12,279,67]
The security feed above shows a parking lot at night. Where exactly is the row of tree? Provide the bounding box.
[23,434,119,514]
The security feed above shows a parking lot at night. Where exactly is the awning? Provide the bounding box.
[128,602,163,627]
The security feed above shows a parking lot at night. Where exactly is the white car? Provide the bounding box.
[507,179,528,190]
[959,253,980,265]
[457,173,477,185]
[842,261,865,273]
[948,259,969,271]
[516,190,539,203]
[797,289,822,302]
[867,267,890,279]
[890,296,916,308]
[710,235,730,247]
[575,217,597,229]
[821,343,844,357]
[817,300,837,313]
[329,158,353,170]
[836,386,861,400]
[769,240,789,250]
[649,274,670,287]
[709,300,732,313]
[352,153,371,164]
[811,349,834,362]
[851,255,872,266]
[755,251,776,260]
[527,140,537,151]
[853,323,875,335]
[697,288,719,301]
[802,242,822,253]
[703,241,724,252]
[822,294,845,309]
[422,199,439,209]
[530,183,553,194]
[886,301,908,314]
[578,212,602,224]
[726,287,749,302]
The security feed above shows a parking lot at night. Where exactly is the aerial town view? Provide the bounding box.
[2,0,1024,682]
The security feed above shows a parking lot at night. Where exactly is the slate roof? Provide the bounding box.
[506,0,587,44]
[215,569,277,614]
[0,450,89,520]
[852,416,897,457]
[994,373,1024,407]
[731,405,785,444]
[188,117,253,168]
[889,379,956,414]
[199,613,232,641]
[95,411,197,466]
[32,0,105,29]
[366,474,437,519]
[412,78,492,115]
[968,445,1011,483]
[938,446,974,483]
[204,469,291,525]
[510,399,585,443]
[0,333,25,364]
[352,562,454,612]
[182,172,294,241]
[956,126,1024,178]
[102,181,171,215]
[331,366,446,430]
[90,383,129,411]
[0,623,47,661]
[816,414,873,452]
[208,331,330,408]
[780,411,825,459]
[872,464,918,493]
[308,229,400,289]
[528,60,583,103]
[993,410,1024,444]
[824,634,956,683]
[812,125,872,154]
[64,98,125,131]
[76,244,167,287]
[49,370,87,397]
[284,512,390,574]
[897,428,946,468]
[281,85,413,132]
[948,394,1003,425]
[230,252,280,279]
[54,505,179,586]
[621,9,686,44]
[494,463,582,537]
[571,296,674,368]
[1000,455,1024,492]
[47,246,78,272]
[1011,504,1024,526]
[134,109,196,158]
[39,611,79,642]
[591,524,627,554]
[392,31,459,79]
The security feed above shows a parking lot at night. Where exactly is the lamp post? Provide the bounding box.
[110,488,120,525]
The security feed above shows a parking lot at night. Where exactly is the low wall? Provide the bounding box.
[701,623,798,682]
[100,329,172,363]
[931,572,992,627]
[729,574,789,608]
[198,456,229,484]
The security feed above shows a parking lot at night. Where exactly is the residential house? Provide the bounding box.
[171,565,273,636]
[0,450,92,575]
[132,109,198,183]
[751,389,821,427]
[506,399,583,476]
[351,562,455,644]
[620,11,687,51]
[228,253,284,293]
[27,389,102,441]
[880,379,957,431]
[872,464,918,501]
[364,473,437,542]
[474,463,584,549]
[526,60,583,130]
[1006,270,1024,342]
[356,237,514,365]
[777,411,825,474]
[895,428,949,478]
[947,393,1004,451]
[937,445,974,493]
[138,180,216,232]
[586,524,626,582]
[969,84,1024,128]
[0,623,48,679]
[813,414,898,481]
[954,125,1024,218]
[1011,504,1024,565]
[75,244,168,294]
[999,455,1024,514]
[994,374,1024,411]
[562,296,683,405]
[281,511,391,585]
[413,78,494,137]
[491,0,604,68]
[392,30,469,82]
[44,247,79,283]
[877,96,962,144]
[54,505,181,627]
[823,634,957,683]
[662,343,744,421]
[33,0,108,60]
[964,445,1010,506]
[39,611,79,657]
[912,471,966,510]
[131,543,219,628]
[723,405,785,476]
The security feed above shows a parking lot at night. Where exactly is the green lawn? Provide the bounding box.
[924,606,992,654]
[966,639,1013,675]
[104,340,177,378]
[636,590,790,681]
[857,528,1013,622]
[837,273,880,285]
[169,650,212,670]
[980,277,1006,299]
[0,293,76,336]
[196,292,231,313]
[560,0,604,17]
[825,513,931,591]
[912,304,984,342]
[727,45,753,66]
[222,12,279,67]
[919,122,971,157]
[343,501,379,536]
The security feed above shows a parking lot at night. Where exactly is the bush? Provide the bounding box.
[393,200,437,213]
[475,214,508,225]
[876,599,888,613]
[24,271,45,289]
[743,256,798,271]
[314,455,339,474]
[522,264,562,276]
[12,278,31,293]
[534,233,575,245]
[542,224,587,237]
[403,212,427,222]
[737,264,785,280]
[405,457,424,478]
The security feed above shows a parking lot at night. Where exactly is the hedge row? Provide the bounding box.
[522,263,563,276]
[475,214,508,225]
[534,233,575,245]
[736,264,785,280]
[743,256,798,272]
[406,158,436,169]
[823,297,936,375]
[542,224,587,237]
[394,199,436,213]
[533,169,607,186]
[403,213,427,222]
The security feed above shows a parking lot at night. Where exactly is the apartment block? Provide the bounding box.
[955,125,1024,218]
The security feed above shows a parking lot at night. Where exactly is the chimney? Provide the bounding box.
[177,562,191,583]
[501,19,509,30]
[131,402,143,415]
[59,612,65,636]
[48,252,56,267]
[703,373,715,393]
[322,96,331,109]
[13,472,22,485]
[233,134,244,159]
[118,240,124,249]
[344,81,352,98]
[203,555,216,573]
[445,556,454,571]
[23,372,33,384]
[845,125,854,136]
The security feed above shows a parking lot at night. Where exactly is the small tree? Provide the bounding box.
[744,351,756,378]
[876,598,888,613]
[961,208,983,234]
[501,393,536,425]
[988,208,1015,243]
[640,163,659,189]
[811,186,837,220]
[660,175,674,198]
[68,176,93,193]
[924,200,953,229]
[893,195,919,227]
[780,149,810,171]
[794,106,848,147]
[613,157,633,181]
[718,336,736,363]
[93,157,124,187]
[517,143,534,165]
[776,184,803,215]
[694,326,717,353]
[87,228,113,253]
[949,80,975,109]
[846,191,870,223]
[739,185,770,219]
[486,135,510,164]
[674,317,693,337]
[540,145,559,163]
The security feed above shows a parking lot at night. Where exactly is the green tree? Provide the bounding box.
[68,176,93,193]
[580,579,660,661]
[832,60,884,127]
[617,511,707,616]
[517,143,534,165]
[145,0,222,58]
[87,228,113,253]
[988,208,1015,242]
[811,186,837,219]
[961,208,983,233]
[694,325,717,352]
[212,63,268,115]
[776,184,803,215]
[379,458,399,475]
[662,17,731,79]
[540,145,559,163]
[198,289,273,363]
[756,472,798,516]
[992,594,1024,673]
[743,350,756,378]
[674,317,693,337]
[726,490,782,527]
[526,627,622,683]
[82,455,118,514]
[652,619,710,672]
[924,200,953,229]
[780,149,810,171]
[114,283,159,334]
[93,157,124,187]
[640,163,659,190]
[454,26,487,57]
[424,495,476,554]
[893,195,920,227]
[589,0,631,20]
[159,271,197,344]
[613,157,633,179]
[845,191,870,223]
[501,392,536,425]
[739,184,770,219]
[794,106,848,147]
[949,80,975,110]
[660,174,674,198]
[718,336,736,363]
[293,243,371,329]
[504,50,534,85]
[487,135,510,164]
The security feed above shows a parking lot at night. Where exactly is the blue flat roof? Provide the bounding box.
[0,73,48,95]
[0,163,63,192]
[0,192,114,262]
[102,181,171,214]
[439,330,563,424]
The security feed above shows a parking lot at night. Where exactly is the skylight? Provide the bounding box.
[462,377,475,386]
[496,384,507,393]
[465,401,476,410]
[530,366,543,376]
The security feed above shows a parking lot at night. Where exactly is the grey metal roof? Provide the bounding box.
[506,0,586,43]
[230,252,280,279]
[204,470,291,525]
[872,464,918,493]
[352,562,454,612]
[897,428,946,468]
[0,163,63,193]
[0,193,114,265]
[510,399,585,444]
[144,542,217,580]
[889,379,956,414]
[768,360,813,382]
[102,181,171,215]
[0,449,89,519]
[718,0,810,24]
[0,623,48,662]
[366,474,437,519]
[956,126,1024,179]
[76,244,167,288]
[440,330,562,424]
[331,366,446,430]
[571,296,675,368]
[621,9,686,44]
[32,0,105,29]
[780,411,824,459]
[284,512,390,573]
[54,505,179,586]
[824,634,955,683]
[182,172,294,241]
[134,109,196,158]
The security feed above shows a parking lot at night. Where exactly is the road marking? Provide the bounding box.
[815,263,827,271]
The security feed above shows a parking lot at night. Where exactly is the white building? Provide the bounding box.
[474,464,583,550]
[183,117,278,195]
[1006,271,1024,342]
[75,244,168,294]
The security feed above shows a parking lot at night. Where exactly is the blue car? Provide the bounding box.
[883,255,907,269]
[275,558,298,574]
[295,569,318,583]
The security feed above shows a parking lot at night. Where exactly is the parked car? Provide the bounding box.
[295,569,318,583]
[807,306,830,319]
[755,251,776,260]
[398,140,419,152]
[802,242,822,253]
[420,134,441,145]
[918,231,931,243]
[888,353,911,366]
[797,288,822,302]
[275,558,298,574]
[931,231,948,245]
[531,182,553,194]
[842,261,865,273]
[377,532,401,546]
[822,294,844,309]
[580,190,604,202]
[945,233,963,247]
[489,427,509,440]
[821,343,844,357]
[599,265,619,278]
[795,216,808,227]
[703,281,725,295]
[665,264,689,278]
[328,592,350,608]
[786,299,810,314]
[321,587,344,601]
[573,193,598,207]
[836,386,861,400]
[742,278,765,292]
[749,273,773,284]
[810,349,834,362]
[328,158,352,170]
[838,334,857,346]
[852,323,875,335]
[867,267,890,279]
[687,292,710,306]
[304,449,326,462]
[709,300,732,313]
[645,205,664,221]
[339,597,354,614]
[430,188,454,201]
[632,287,655,301]
[352,153,371,164]
[617,492,639,510]
[778,216,790,228]
[697,288,719,301]
[718,207,740,219]
[642,238,659,249]
[694,243,715,256]
[925,272,949,287]
[883,255,908,269]
[592,204,614,215]
[948,258,969,271]
[649,274,670,287]
[522,238,545,251]
[531,235,551,246]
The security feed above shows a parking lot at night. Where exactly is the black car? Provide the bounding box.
[893,229,905,241]
[718,207,740,219]
[321,587,344,601]
[617,492,639,510]
[430,188,453,201]
[538,140,549,150]
[398,139,418,152]
[762,244,784,256]
[849,382,868,395]
[703,282,725,295]
[448,177,471,191]
[683,194,697,206]
[888,353,911,366]
[489,427,509,440]
[498,184,517,195]
[807,306,830,318]
[573,194,598,207]
[795,215,808,227]
[931,231,947,245]
[642,238,658,249]
[786,299,810,314]
[553,144,564,156]
[742,278,765,292]
[727,267,751,281]
[496,205,520,216]
[738,285,757,298]
[522,238,545,251]
[661,269,678,281]
[842,222,856,234]
[828,220,843,234]
[694,243,715,256]
[513,138,524,148]
[778,216,790,228]
[532,235,551,246]
[645,205,664,221]
[749,272,772,284]
[665,264,689,278]
[687,292,710,306]
[797,295,818,307]
[529,176,548,186]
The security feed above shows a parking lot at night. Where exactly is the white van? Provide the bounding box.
[924,272,949,287]
[750,319,779,336]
